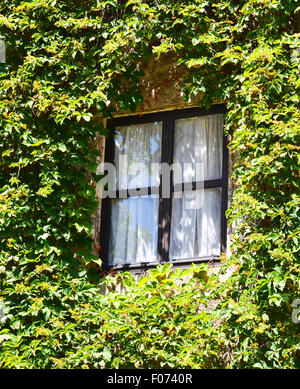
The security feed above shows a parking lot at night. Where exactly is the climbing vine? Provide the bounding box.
[0,0,299,368]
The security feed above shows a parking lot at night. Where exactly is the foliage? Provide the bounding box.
[63,264,227,369]
[0,0,299,368]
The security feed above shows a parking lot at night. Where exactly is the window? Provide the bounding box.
[100,104,228,272]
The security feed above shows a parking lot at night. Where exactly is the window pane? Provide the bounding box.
[109,195,159,265]
[114,122,162,190]
[169,188,222,260]
[173,114,223,184]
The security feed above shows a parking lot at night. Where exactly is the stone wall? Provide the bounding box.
[114,53,200,117]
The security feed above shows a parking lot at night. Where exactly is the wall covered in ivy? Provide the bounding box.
[0,0,299,368]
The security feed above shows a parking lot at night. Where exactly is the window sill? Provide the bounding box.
[107,256,221,275]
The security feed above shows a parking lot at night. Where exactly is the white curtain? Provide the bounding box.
[114,122,162,190]
[109,195,159,265]
[109,122,162,265]
[170,114,223,259]
[170,188,222,259]
[173,114,223,183]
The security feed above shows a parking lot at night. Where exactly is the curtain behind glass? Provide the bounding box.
[173,114,223,183]
[170,188,222,259]
[114,122,162,190]
[170,114,223,260]
[109,195,159,265]
[109,122,162,265]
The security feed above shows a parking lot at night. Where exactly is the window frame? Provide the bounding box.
[100,104,228,273]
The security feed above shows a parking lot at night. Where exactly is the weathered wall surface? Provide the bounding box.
[91,53,235,278]
[115,53,201,116]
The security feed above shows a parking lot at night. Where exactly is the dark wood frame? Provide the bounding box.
[100,104,228,273]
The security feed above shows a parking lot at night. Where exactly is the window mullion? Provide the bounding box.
[157,116,174,262]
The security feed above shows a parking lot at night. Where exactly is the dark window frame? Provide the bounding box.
[100,104,228,273]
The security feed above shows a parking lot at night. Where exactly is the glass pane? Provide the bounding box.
[108,195,159,265]
[114,122,162,190]
[169,188,222,260]
[173,114,223,184]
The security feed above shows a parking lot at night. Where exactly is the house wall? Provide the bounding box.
[91,53,236,283]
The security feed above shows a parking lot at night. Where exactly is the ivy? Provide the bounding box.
[0,0,299,368]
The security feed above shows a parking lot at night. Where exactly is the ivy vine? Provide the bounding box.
[0,0,299,368]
